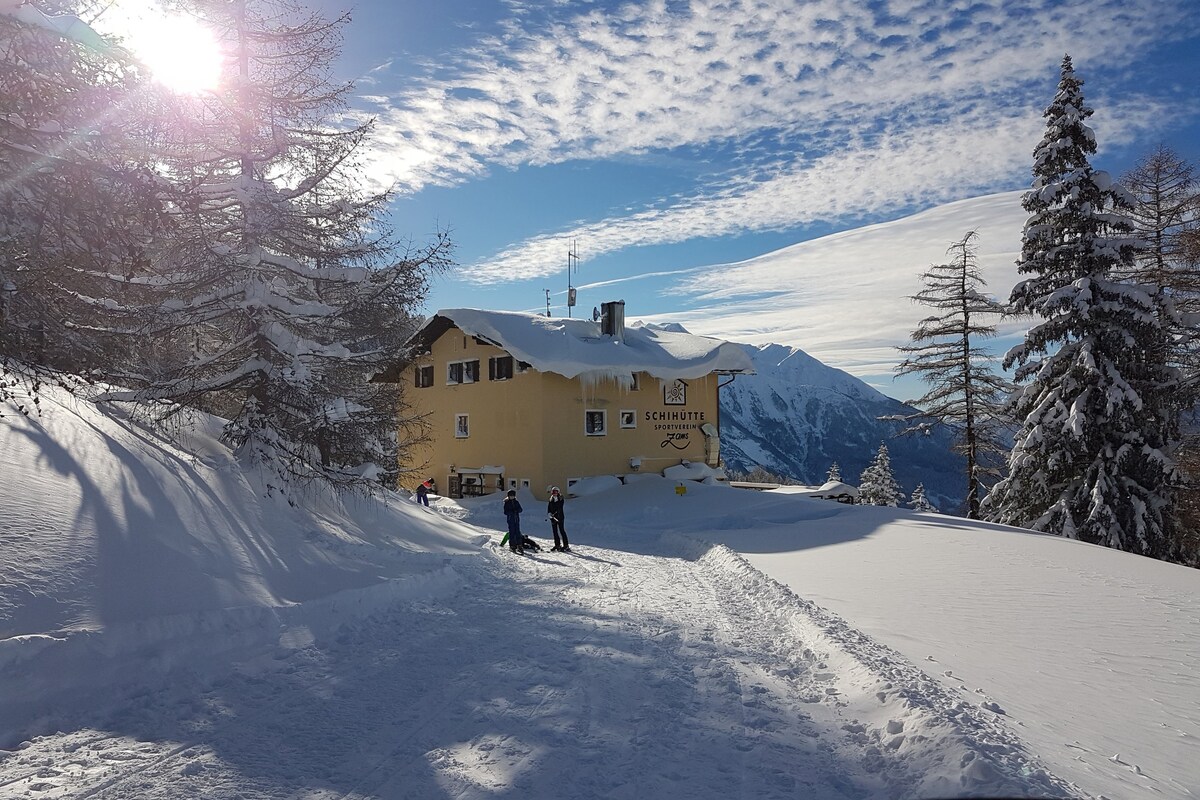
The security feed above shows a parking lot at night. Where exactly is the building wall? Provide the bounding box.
[400,325,722,501]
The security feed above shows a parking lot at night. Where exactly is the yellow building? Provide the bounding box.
[396,302,754,501]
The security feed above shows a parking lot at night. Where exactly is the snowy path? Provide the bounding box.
[0,537,1083,799]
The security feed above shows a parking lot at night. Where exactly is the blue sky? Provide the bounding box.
[126,0,1200,399]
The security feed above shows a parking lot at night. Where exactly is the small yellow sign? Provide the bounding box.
[675,483,687,496]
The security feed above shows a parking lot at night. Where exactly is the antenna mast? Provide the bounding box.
[566,240,578,317]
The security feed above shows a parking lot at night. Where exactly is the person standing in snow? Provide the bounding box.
[416,480,430,507]
[547,486,570,552]
[502,490,524,554]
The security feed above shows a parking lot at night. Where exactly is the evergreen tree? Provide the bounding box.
[909,483,939,513]
[858,442,904,507]
[96,0,451,493]
[893,231,1012,518]
[825,462,842,482]
[983,56,1180,558]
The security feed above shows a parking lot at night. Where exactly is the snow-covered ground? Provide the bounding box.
[2,387,1198,799]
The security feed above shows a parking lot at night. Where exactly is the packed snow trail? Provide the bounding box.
[0,536,1082,799]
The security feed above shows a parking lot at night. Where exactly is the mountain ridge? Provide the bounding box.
[719,340,966,510]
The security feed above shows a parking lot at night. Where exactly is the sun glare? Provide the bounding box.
[126,12,223,94]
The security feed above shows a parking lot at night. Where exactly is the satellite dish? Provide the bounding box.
[592,306,600,322]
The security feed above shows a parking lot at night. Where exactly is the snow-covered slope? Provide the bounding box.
[3,386,1198,800]
[720,342,965,508]
[0,387,489,744]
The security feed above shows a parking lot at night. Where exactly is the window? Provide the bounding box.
[447,359,480,384]
[414,365,433,388]
[585,409,607,436]
[455,414,469,438]
[489,355,514,381]
[620,410,637,429]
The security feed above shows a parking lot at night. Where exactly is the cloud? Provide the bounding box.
[464,93,1171,281]
[631,191,1032,389]
[357,0,1196,195]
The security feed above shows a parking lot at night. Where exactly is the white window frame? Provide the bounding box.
[585,409,607,436]
[447,361,463,385]
[454,413,469,438]
[619,409,637,429]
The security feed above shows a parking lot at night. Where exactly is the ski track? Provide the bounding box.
[0,535,1086,799]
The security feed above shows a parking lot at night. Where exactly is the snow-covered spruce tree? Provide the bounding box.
[983,56,1181,558]
[893,231,1012,518]
[858,442,904,507]
[99,0,451,494]
[0,4,163,412]
[909,483,939,513]
[825,461,842,482]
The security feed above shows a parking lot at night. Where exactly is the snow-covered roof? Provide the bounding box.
[814,480,860,497]
[409,308,754,381]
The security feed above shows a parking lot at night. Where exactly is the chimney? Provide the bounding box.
[600,300,625,342]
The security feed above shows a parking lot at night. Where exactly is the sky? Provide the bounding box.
[3,383,1197,798]
[100,0,1200,398]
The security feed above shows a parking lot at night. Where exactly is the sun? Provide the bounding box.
[125,11,223,94]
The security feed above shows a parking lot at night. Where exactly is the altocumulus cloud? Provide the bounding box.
[355,0,1197,280]
[643,191,1033,390]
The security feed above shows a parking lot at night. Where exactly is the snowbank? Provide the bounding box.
[566,475,623,496]
[0,386,491,744]
[661,460,725,481]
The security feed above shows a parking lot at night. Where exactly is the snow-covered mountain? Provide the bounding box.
[720,342,966,509]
